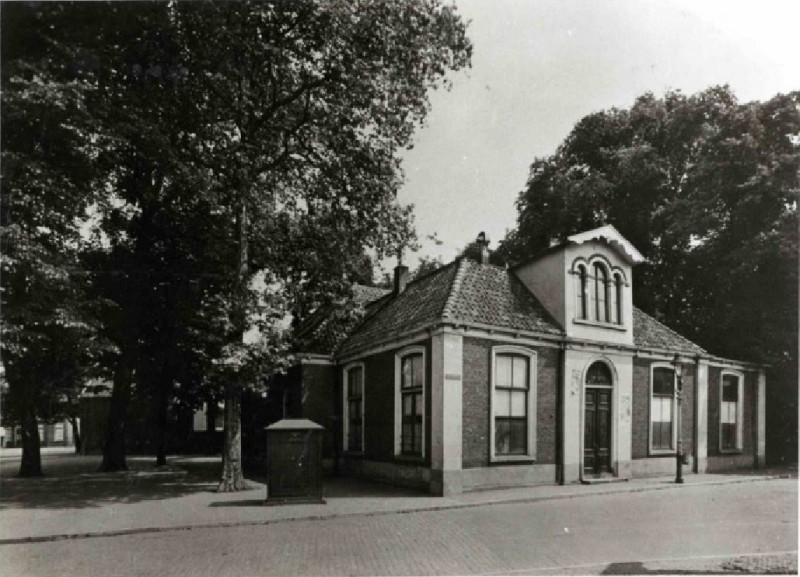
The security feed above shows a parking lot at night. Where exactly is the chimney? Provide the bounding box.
[475,231,491,265]
[393,264,409,296]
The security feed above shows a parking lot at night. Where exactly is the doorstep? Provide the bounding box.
[581,476,629,485]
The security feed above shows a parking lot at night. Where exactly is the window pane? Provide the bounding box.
[509,419,527,454]
[512,357,528,389]
[495,389,511,417]
[415,393,423,415]
[653,368,674,396]
[402,357,412,388]
[510,391,526,417]
[496,356,512,388]
[495,420,510,454]
[54,424,64,442]
[403,394,413,416]
[722,376,739,401]
[412,354,424,388]
[721,401,737,424]
[722,424,736,449]
[651,396,672,423]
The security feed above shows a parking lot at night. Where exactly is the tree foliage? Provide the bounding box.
[2,1,472,482]
[498,86,799,461]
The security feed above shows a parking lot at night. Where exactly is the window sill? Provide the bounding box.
[490,455,536,464]
[572,319,626,331]
[648,450,676,457]
[719,448,743,455]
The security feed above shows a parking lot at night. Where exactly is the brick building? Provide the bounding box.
[288,225,766,495]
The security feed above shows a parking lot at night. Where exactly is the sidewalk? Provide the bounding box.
[0,452,795,544]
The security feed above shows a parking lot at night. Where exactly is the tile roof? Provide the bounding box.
[339,259,564,356]
[443,259,563,335]
[632,307,706,355]
[338,261,461,355]
[294,285,391,355]
[331,258,707,358]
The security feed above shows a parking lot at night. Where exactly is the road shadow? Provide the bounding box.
[601,560,794,575]
[0,454,229,511]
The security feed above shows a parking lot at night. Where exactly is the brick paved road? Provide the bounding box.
[4,479,796,576]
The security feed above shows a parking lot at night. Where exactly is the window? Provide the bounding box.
[53,423,64,442]
[720,372,744,452]
[576,265,589,320]
[573,259,625,326]
[400,353,424,455]
[611,273,623,325]
[394,347,426,457]
[593,263,609,322]
[491,347,537,461]
[650,365,676,453]
[343,364,364,452]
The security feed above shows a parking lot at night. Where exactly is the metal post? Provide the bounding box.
[673,354,684,484]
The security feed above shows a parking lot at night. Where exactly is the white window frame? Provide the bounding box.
[490,345,538,463]
[649,363,678,455]
[394,345,426,458]
[719,370,745,453]
[342,362,365,454]
[571,257,627,329]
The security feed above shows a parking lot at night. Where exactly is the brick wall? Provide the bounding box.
[631,359,650,459]
[461,337,558,468]
[631,358,695,460]
[346,339,432,466]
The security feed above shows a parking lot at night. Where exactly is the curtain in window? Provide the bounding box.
[721,375,739,449]
[651,367,675,450]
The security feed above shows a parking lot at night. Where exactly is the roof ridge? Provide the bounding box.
[633,306,706,353]
[440,257,470,320]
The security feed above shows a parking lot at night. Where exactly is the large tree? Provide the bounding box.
[4,1,471,487]
[161,1,472,490]
[1,3,109,476]
[498,86,799,463]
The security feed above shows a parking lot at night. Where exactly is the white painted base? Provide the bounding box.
[461,464,557,492]
[342,458,430,491]
[707,454,754,472]
[631,456,695,478]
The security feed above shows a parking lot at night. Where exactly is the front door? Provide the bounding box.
[584,388,612,476]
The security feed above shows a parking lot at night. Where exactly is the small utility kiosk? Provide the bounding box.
[264,419,325,505]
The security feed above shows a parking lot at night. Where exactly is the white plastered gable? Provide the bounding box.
[568,225,647,266]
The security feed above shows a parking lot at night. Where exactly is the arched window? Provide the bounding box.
[614,273,623,325]
[586,361,613,386]
[576,264,588,320]
[593,263,609,322]
[394,346,426,457]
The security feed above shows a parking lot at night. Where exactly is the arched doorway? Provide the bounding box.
[584,361,613,477]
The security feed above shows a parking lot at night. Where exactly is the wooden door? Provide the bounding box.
[584,388,612,476]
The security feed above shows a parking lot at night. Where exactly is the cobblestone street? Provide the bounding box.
[3,473,796,577]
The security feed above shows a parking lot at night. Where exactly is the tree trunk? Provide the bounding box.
[18,408,43,477]
[217,383,249,491]
[99,351,133,472]
[69,415,82,454]
[155,381,169,467]
[217,189,249,492]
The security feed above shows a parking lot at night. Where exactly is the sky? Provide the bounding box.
[394,0,800,268]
